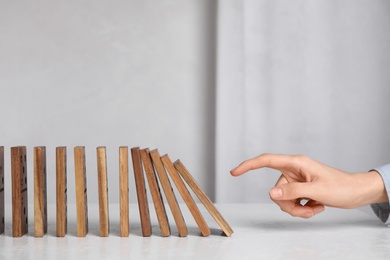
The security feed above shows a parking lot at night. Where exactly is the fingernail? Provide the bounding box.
[270,187,283,198]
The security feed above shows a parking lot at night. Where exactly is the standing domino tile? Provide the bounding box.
[0,146,4,234]
[119,146,129,237]
[34,146,48,237]
[97,147,109,237]
[150,149,187,237]
[74,146,88,237]
[11,146,28,237]
[131,147,151,237]
[56,146,67,237]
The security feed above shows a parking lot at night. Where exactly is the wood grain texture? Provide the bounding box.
[74,146,88,237]
[0,146,4,234]
[161,154,210,237]
[140,148,170,237]
[150,149,187,237]
[119,146,129,237]
[97,147,109,237]
[34,146,47,237]
[56,146,67,237]
[131,147,151,237]
[174,160,234,237]
[11,146,28,237]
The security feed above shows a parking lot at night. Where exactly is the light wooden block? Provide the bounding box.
[56,146,67,237]
[131,147,151,237]
[0,146,4,234]
[119,146,129,237]
[34,146,47,237]
[161,154,210,237]
[150,149,187,237]
[97,146,109,237]
[74,146,88,237]
[174,160,234,237]
[11,146,28,237]
[140,148,170,237]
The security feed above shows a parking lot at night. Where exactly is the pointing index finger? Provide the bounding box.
[230,153,298,176]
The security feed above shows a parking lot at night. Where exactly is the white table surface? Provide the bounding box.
[0,203,389,259]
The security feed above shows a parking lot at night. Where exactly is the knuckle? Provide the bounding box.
[294,154,310,163]
[291,154,313,170]
[289,211,300,217]
[287,183,301,197]
[278,204,294,215]
[279,206,288,214]
[301,213,313,219]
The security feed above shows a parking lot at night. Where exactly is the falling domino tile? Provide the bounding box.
[34,146,48,237]
[140,148,170,237]
[56,146,67,237]
[0,146,4,234]
[97,147,109,237]
[11,146,28,237]
[131,147,151,237]
[74,146,88,237]
[174,160,234,237]
[161,154,211,237]
[150,149,187,237]
[119,146,130,237]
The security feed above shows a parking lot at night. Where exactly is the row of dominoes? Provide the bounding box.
[0,146,233,238]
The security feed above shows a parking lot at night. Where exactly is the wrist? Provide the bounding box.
[354,171,388,207]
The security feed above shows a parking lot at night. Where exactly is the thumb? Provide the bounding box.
[270,182,314,201]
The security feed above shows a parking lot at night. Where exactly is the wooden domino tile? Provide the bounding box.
[131,147,151,237]
[174,160,234,237]
[34,146,48,237]
[11,146,28,237]
[150,149,187,237]
[56,146,67,237]
[140,148,170,237]
[74,146,88,237]
[97,147,109,237]
[0,146,4,234]
[119,146,129,237]
[161,154,210,237]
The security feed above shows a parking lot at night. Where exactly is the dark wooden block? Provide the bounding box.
[11,146,28,237]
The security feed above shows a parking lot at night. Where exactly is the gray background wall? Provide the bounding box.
[0,0,217,204]
[216,0,390,204]
[2,0,389,209]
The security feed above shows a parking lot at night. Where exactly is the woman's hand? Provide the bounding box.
[231,154,388,218]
